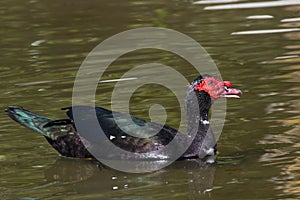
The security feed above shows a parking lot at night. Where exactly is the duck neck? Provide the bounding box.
[183,89,214,158]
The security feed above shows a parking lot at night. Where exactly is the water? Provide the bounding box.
[0,0,300,199]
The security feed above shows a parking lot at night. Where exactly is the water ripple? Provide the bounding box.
[204,0,300,10]
[231,28,300,35]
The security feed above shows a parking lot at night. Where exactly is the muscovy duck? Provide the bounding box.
[5,75,241,160]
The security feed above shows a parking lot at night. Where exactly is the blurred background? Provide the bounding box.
[0,0,299,199]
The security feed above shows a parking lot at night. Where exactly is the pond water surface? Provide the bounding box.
[0,0,300,199]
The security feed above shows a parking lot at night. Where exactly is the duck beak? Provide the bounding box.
[222,88,242,99]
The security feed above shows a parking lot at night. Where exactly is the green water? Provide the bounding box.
[1,0,300,199]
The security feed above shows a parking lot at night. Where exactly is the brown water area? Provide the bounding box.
[0,0,299,199]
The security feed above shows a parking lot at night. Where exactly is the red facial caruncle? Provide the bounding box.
[194,77,241,100]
